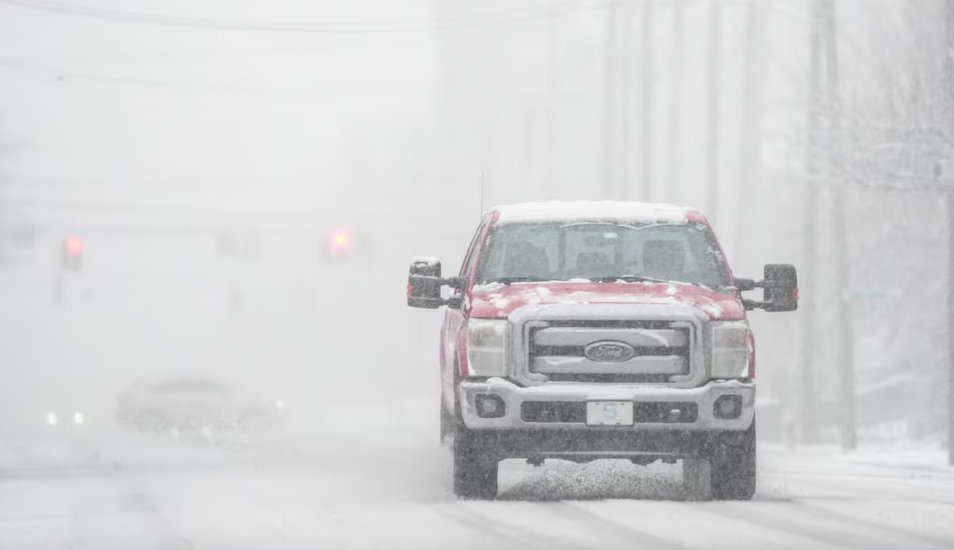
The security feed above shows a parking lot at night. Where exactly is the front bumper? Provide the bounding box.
[459,377,755,431]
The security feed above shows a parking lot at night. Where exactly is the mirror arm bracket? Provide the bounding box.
[738,278,791,292]
[444,276,467,290]
[735,278,757,292]
[738,278,790,291]
[742,299,771,311]
[409,274,466,290]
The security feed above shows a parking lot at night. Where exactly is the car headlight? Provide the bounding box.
[466,319,508,377]
[710,321,752,378]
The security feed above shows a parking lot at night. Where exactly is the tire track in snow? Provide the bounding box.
[113,486,196,550]
[791,500,954,550]
[0,439,195,550]
[543,501,687,550]
[429,502,582,550]
[696,502,934,550]
[780,470,954,507]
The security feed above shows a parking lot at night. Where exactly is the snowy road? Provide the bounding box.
[2,418,953,550]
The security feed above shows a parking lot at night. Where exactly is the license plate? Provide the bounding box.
[586,401,634,426]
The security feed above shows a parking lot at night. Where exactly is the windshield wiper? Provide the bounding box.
[559,222,679,231]
[490,276,556,285]
[592,275,694,285]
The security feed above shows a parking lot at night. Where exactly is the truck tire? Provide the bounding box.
[709,422,757,501]
[682,457,711,500]
[447,360,497,499]
[452,427,498,500]
[440,397,454,444]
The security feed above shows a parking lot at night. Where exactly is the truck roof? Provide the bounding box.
[488,201,700,224]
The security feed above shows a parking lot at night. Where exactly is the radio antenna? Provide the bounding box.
[480,171,485,215]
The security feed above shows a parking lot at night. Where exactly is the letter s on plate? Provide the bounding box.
[586,401,634,426]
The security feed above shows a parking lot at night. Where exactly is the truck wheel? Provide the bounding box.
[682,457,711,501]
[440,397,454,444]
[709,422,757,501]
[452,427,498,500]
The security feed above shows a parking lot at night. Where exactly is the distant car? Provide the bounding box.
[115,377,285,435]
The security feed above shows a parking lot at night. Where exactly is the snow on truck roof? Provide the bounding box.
[489,201,699,224]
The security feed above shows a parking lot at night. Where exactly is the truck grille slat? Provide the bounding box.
[544,373,672,383]
[533,346,689,357]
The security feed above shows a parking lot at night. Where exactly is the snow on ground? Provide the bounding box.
[2,420,954,550]
[0,260,949,549]
[838,444,952,472]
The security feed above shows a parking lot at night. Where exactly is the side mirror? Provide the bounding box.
[762,264,798,312]
[738,264,798,312]
[407,257,444,309]
[406,257,465,309]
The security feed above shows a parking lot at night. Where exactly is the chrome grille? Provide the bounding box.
[528,321,692,383]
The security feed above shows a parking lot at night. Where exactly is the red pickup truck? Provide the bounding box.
[407,201,797,500]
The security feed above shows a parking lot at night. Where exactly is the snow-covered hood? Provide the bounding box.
[468,281,745,321]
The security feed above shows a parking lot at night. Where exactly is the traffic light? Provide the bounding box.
[330,230,350,252]
[61,236,84,271]
[322,229,354,262]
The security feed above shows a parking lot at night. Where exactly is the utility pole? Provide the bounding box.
[735,1,764,266]
[603,0,621,199]
[618,0,635,200]
[944,0,954,466]
[639,0,654,201]
[543,0,560,198]
[799,0,824,445]
[823,0,856,451]
[705,1,721,222]
[668,0,685,200]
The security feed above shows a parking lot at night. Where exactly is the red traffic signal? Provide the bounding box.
[65,236,84,256]
[330,231,350,251]
[61,236,84,270]
[322,229,354,263]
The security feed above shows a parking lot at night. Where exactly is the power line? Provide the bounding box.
[0,0,609,35]
[2,190,417,219]
[0,57,438,94]
[0,55,552,95]
[0,49,561,96]
[16,45,358,67]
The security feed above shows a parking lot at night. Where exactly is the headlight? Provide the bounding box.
[466,319,508,377]
[710,321,752,378]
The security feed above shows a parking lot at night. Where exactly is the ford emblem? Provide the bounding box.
[583,341,637,363]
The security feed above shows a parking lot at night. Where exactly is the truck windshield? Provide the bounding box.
[475,221,732,289]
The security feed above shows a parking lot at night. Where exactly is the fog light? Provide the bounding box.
[74,412,84,426]
[714,395,743,420]
[47,412,58,427]
[475,395,505,418]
